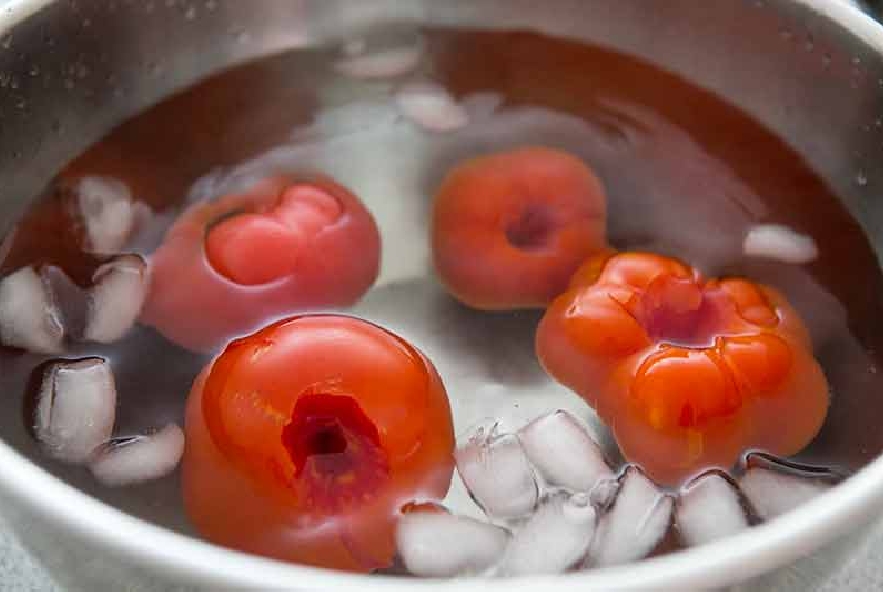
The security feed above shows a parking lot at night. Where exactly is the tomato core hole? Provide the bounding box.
[633,275,720,345]
[309,424,348,456]
[282,393,389,505]
[505,205,554,250]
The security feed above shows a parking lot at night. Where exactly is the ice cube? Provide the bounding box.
[83,254,148,344]
[90,424,185,486]
[455,426,538,520]
[739,467,830,521]
[0,267,64,353]
[333,38,423,79]
[396,511,509,577]
[394,81,468,133]
[518,410,612,492]
[676,471,748,546]
[589,466,673,567]
[743,224,818,265]
[34,357,116,464]
[497,492,597,576]
[76,176,144,255]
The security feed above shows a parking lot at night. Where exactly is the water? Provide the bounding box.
[1,28,882,569]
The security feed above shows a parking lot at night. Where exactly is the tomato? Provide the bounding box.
[141,176,380,351]
[536,251,829,485]
[432,146,608,310]
[182,315,455,572]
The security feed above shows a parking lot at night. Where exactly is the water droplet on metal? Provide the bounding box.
[82,17,92,27]
[28,65,39,76]
[205,0,217,10]
[822,53,832,68]
[184,5,196,19]
[1,36,11,49]
[857,170,869,186]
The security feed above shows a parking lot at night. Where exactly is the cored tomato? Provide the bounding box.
[141,176,380,351]
[432,146,607,310]
[536,251,829,484]
[182,315,455,572]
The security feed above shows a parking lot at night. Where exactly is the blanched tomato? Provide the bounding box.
[141,176,380,351]
[536,251,829,484]
[183,315,455,572]
[432,146,607,310]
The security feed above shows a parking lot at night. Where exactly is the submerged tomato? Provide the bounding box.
[183,315,455,572]
[432,146,608,310]
[536,251,829,484]
[141,176,380,351]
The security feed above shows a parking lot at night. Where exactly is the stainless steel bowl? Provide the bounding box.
[1,0,883,590]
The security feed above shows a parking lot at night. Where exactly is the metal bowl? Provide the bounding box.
[1,0,883,589]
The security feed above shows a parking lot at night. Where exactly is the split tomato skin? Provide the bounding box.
[141,176,380,352]
[536,251,830,485]
[182,315,455,572]
[432,146,608,310]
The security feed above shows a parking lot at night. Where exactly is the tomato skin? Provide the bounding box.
[536,252,830,485]
[182,315,455,572]
[141,176,380,352]
[432,146,607,310]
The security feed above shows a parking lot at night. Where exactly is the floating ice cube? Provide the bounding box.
[497,493,597,576]
[394,82,468,133]
[76,176,149,254]
[676,472,748,546]
[589,466,673,567]
[396,511,509,577]
[333,38,423,79]
[743,224,818,265]
[83,254,148,344]
[90,423,185,487]
[518,410,612,492]
[739,467,830,520]
[0,267,64,353]
[455,426,538,520]
[34,357,116,464]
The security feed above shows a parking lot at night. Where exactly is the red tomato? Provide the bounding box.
[536,251,829,485]
[432,146,608,310]
[140,176,380,351]
[182,315,455,572]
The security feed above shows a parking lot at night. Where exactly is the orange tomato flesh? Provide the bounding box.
[537,251,830,484]
[205,184,344,286]
[183,315,455,572]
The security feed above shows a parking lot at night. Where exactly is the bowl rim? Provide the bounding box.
[1,0,883,589]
